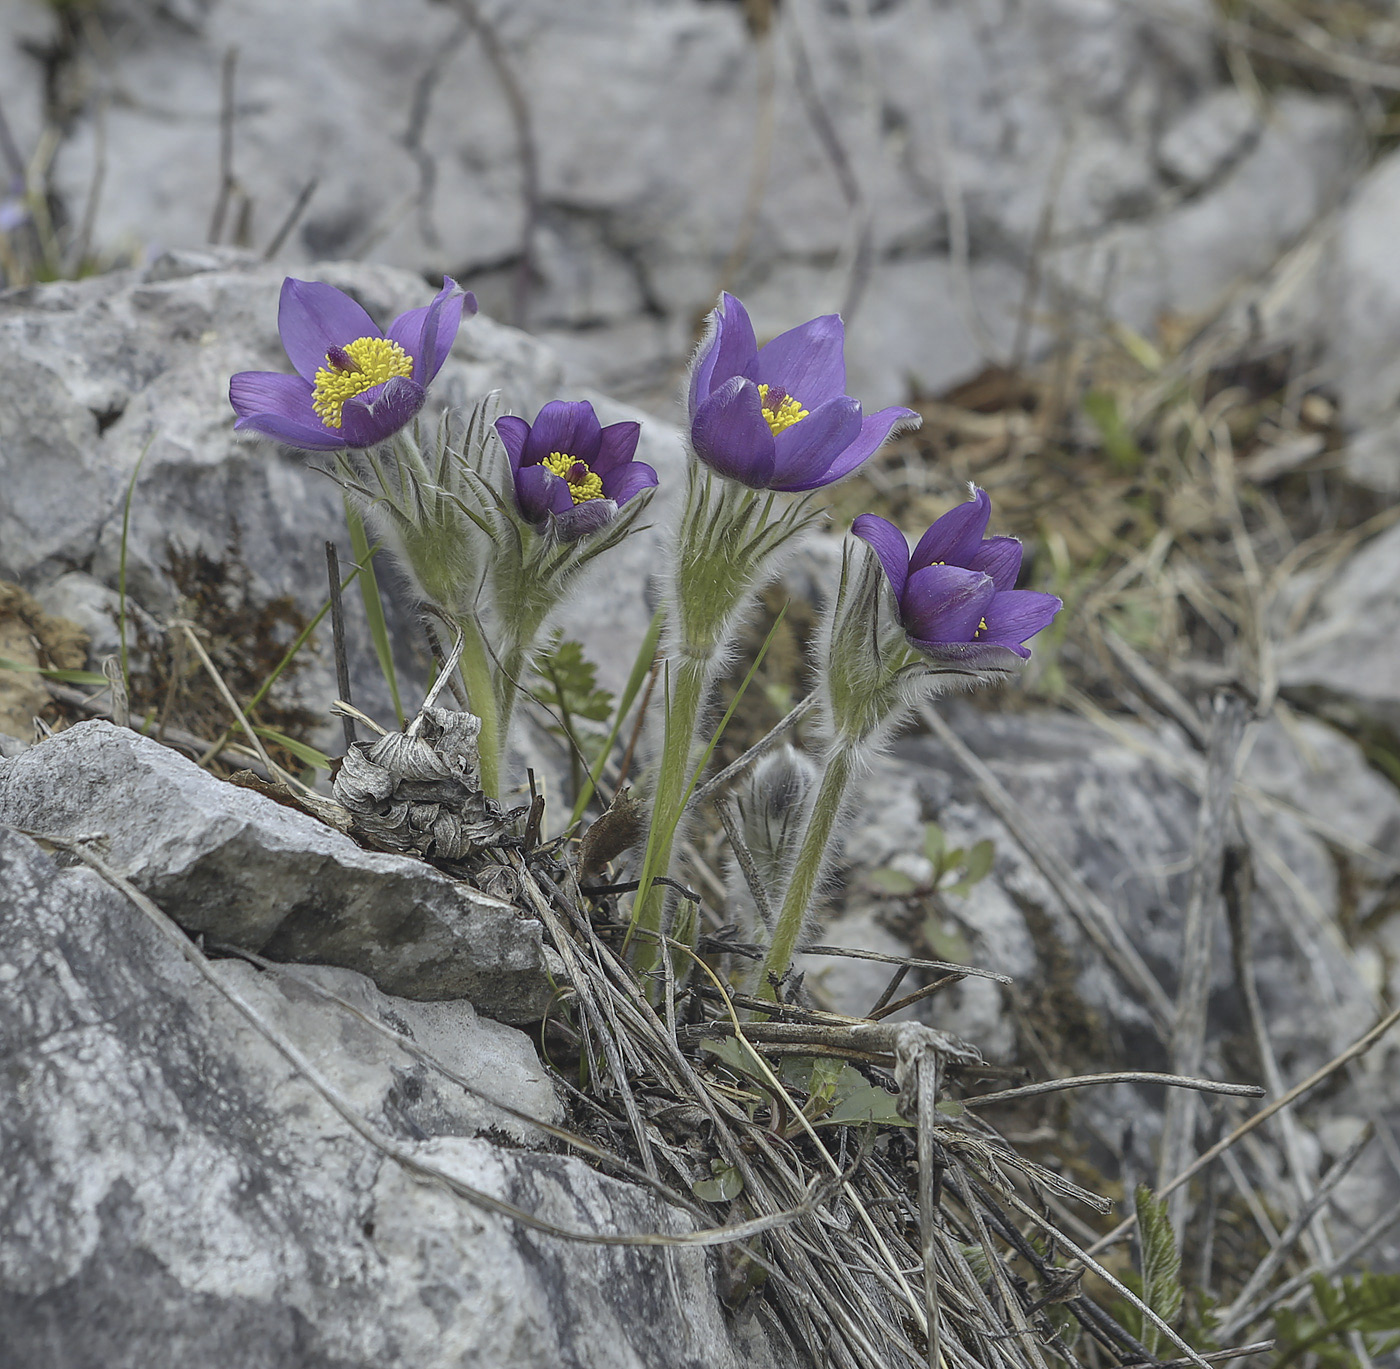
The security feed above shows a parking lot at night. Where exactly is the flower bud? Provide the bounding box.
[727,744,818,941]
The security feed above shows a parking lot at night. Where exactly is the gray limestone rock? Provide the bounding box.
[1323,146,1400,491]
[0,720,556,1022]
[1277,518,1400,741]
[0,824,780,1368]
[832,705,1376,1086]
[14,0,1356,411]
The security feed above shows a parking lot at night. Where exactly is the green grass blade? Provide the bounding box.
[568,607,664,830]
[0,656,109,687]
[252,725,333,772]
[343,497,404,728]
[118,436,155,694]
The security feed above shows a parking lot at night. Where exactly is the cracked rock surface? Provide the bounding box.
[0,720,556,1021]
[0,824,779,1368]
[1,0,1360,408]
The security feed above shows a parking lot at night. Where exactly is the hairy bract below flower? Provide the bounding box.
[494,400,658,541]
[687,292,918,491]
[853,488,1061,668]
[229,277,475,451]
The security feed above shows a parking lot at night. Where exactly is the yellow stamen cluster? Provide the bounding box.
[758,383,809,436]
[312,336,413,429]
[544,451,605,505]
[974,616,988,637]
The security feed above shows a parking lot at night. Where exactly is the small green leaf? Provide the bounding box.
[935,1098,965,1118]
[945,838,996,896]
[923,822,946,864]
[701,1035,769,1084]
[868,867,918,896]
[0,656,108,686]
[824,1082,911,1128]
[692,1161,745,1203]
[1083,391,1144,472]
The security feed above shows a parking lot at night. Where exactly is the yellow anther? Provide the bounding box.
[757,382,809,436]
[312,336,413,429]
[544,451,605,505]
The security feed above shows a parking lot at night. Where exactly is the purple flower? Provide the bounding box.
[853,489,1061,667]
[229,277,475,451]
[494,400,658,541]
[687,292,919,492]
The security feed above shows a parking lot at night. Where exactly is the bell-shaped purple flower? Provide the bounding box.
[687,292,919,492]
[853,488,1061,667]
[494,400,658,541]
[229,277,476,451]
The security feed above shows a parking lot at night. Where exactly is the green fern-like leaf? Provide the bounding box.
[531,637,614,724]
[1135,1185,1184,1357]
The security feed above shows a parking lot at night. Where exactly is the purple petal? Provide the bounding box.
[523,400,603,466]
[768,396,863,492]
[515,463,573,522]
[601,461,658,506]
[783,405,918,491]
[229,370,346,450]
[755,314,846,407]
[278,279,381,382]
[900,564,996,644]
[691,377,776,487]
[494,415,530,472]
[969,537,1023,592]
[851,514,911,600]
[907,639,1031,668]
[552,500,618,542]
[980,590,1062,649]
[910,488,992,572]
[229,370,313,423]
[336,376,425,448]
[592,421,642,475]
[688,292,759,418]
[386,277,476,385]
[233,410,349,452]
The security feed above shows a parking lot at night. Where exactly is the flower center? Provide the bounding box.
[312,336,413,429]
[543,451,605,505]
[758,383,809,436]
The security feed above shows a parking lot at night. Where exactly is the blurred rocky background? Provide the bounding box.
[4,1,1400,1366]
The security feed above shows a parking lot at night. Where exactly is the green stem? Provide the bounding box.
[628,653,710,967]
[454,615,503,801]
[755,743,857,1003]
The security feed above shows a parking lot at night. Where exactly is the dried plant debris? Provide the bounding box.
[0,581,89,738]
[333,706,516,858]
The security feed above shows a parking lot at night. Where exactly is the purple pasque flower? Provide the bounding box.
[687,292,918,492]
[494,400,658,541]
[229,277,476,451]
[853,488,1061,666]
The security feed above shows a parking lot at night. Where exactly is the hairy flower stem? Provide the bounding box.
[630,652,709,971]
[453,615,503,801]
[754,742,856,1003]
